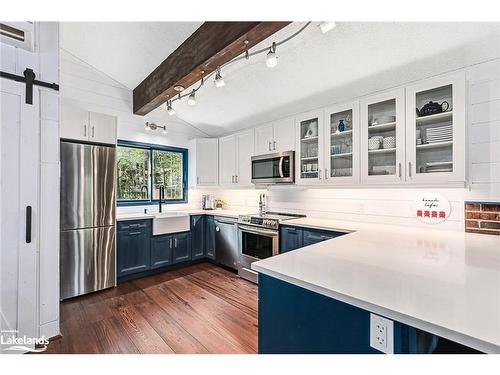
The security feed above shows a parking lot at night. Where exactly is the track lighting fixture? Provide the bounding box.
[214,67,225,88]
[319,21,336,34]
[187,90,197,106]
[166,100,175,115]
[266,42,278,68]
[157,22,315,119]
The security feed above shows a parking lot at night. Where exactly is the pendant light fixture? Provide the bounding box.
[187,89,197,106]
[214,67,225,88]
[266,42,278,68]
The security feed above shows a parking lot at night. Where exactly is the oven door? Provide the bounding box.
[238,224,279,283]
[251,151,294,184]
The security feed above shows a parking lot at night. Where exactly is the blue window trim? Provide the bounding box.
[116,139,188,206]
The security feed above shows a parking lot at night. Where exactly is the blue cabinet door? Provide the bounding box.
[117,220,151,277]
[205,216,216,259]
[150,235,173,269]
[279,225,303,253]
[191,215,206,260]
[172,232,192,264]
[302,228,345,246]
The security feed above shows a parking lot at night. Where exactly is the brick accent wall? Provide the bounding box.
[465,202,500,235]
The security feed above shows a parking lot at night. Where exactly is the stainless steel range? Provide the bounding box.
[238,212,304,283]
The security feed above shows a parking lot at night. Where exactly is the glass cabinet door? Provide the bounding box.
[324,101,359,184]
[405,72,465,183]
[360,88,405,183]
[295,110,323,184]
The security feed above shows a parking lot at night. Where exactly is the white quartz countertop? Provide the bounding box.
[116,209,251,221]
[252,217,500,353]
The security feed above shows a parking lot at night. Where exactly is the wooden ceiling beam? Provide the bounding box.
[132,21,291,115]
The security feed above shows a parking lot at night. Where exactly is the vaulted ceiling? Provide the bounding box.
[61,22,500,137]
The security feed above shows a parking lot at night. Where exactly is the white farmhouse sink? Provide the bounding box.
[153,212,190,235]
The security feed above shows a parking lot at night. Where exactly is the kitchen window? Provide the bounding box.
[116,140,188,205]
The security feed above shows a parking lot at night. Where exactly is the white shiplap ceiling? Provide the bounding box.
[60,22,500,137]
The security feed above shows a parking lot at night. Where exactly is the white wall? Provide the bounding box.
[59,48,206,148]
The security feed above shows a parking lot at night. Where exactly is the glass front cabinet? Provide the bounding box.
[292,72,465,187]
[323,101,360,185]
[405,72,465,184]
[295,110,324,185]
[360,88,406,184]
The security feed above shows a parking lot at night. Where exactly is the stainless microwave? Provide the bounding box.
[251,151,294,184]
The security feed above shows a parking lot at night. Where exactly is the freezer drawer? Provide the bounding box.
[60,226,116,299]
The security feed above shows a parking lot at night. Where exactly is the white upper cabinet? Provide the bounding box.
[273,117,296,153]
[219,134,237,185]
[88,111,116,145]
[405,72,466,184]
[254,117,295,155]
[235,130,254,186]
[254,123,274,154]
[295,110,324,185]
[60,100,88,141]
[360,88,406,184]
[189,138,218,187]
[60,101,116,144]
[219,130,254,187]
[324,101,360,185]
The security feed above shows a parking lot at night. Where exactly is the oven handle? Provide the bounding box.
[278,157,284,178]
[238,225,278,237]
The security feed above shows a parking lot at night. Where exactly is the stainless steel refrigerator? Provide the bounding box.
[60,141,116,300]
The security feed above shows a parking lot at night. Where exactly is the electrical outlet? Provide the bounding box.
[370,313,394,354]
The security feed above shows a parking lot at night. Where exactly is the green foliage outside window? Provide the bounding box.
[116,143,186,203]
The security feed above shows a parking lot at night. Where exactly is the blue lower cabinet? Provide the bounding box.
[117,220,151,277]
[191,215,206,260]
[302,228,345,246]
[258,274,481,354]
[150,235,173,269]
[279,225,303,253]
[172,232,192,264]
[205,216,216,260]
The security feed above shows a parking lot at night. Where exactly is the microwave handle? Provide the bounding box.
[279,157,284,178]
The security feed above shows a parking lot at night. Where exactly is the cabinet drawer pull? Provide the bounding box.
[169,238,173,248]
[174,238,178,248]
[128,231,142,235]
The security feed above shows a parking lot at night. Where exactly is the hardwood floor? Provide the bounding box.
[44,262,258,354]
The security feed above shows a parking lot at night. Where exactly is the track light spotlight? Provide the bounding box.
[319,21,336,34]
[166,101,175,115]
[266,42,278,68]
[187,90,197,106]
[214,67,225,88]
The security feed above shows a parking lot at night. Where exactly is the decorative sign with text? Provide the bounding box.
[414,193,451,224]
